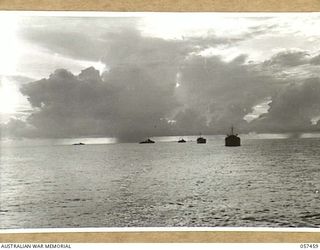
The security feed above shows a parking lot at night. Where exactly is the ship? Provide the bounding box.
[139,138,155,144]
[178,138,186,143]
[225,126,241,147]
[73,142,85,145]
[197,135,207,144]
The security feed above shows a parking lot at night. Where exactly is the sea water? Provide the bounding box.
[0,137,319,228]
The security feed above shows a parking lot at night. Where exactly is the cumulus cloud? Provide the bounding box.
[18,66,178,141]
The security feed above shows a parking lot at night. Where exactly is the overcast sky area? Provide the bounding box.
[1,12,320,141]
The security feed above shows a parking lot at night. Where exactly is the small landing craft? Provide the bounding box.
[139,138,155,144]
[197,136,206,144]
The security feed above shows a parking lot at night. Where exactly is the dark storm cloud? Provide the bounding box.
[264,49,320,68]
[250,78,320,132]
[264,50,310,67]
[170,108,209,135]
[310,54,320,65]
[16,49,295,140]
[8,25,244,140]
[175,54,286,134]
[247,49,320,133]
[19,66,177,140]
[6,62,320,140]
[4,22,320,139]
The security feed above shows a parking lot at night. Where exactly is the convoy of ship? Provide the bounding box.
[73,126,241,146]
[137,126,241,146]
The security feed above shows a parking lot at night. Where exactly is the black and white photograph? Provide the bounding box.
[0,12,320,229]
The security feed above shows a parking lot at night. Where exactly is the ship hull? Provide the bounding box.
[197,138,206,144]
[225,136,241,147]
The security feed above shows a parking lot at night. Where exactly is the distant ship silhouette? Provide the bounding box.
[178,138,186,143]
[139,138,155,144]
[197,134,207,144]
[225,126,241,147]
[73,142,85,145]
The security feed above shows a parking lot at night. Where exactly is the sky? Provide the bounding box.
[1,12,320,141]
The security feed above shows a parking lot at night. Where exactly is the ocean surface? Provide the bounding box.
[1,137,320,228]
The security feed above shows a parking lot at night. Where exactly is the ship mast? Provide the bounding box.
[231,125,234,135]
